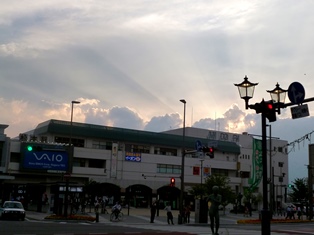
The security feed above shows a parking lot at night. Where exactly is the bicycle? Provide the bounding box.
[110,210,123,222]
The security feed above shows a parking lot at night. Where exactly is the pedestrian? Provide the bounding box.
[164,202,174,225]
[111,201,122,219]
[207,186,222,235]
[150,200,157,223]
[285,206,291,219]
[297,207,302,220]
[184,204,191,223]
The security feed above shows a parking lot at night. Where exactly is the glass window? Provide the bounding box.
[157,164,181,175]
[88,159,105,169]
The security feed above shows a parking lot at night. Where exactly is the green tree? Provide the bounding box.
[204,174,236,214]
[188,184,207,199]
[289,177,308,203]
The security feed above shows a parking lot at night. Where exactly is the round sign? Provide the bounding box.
[288,82,305,104]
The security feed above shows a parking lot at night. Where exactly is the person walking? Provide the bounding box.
[184,204,191,223]
[164,202,174,225]
[207,186,222,235]
[150,200,157,223]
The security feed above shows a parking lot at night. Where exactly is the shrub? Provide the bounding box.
[45,214,96,222]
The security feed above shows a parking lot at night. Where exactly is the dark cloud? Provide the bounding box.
[144,113,181,132]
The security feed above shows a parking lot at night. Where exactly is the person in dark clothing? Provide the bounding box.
[150,200,157,223]
[164,202,174,225]
[207,186,222,235]
[184,204,191,223]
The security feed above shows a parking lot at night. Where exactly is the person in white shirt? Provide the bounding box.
[164,202,174,225]
[112,201,122,219]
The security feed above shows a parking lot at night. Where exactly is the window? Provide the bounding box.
[157,164,181,174]
[54,136,85,147]
[154,147,177,156]
[211,168,228,176]
[73,158,86,167]
[88,159,105,169]
[92,141,107,149]
[10,152,20,163]
[240,171,250,178]
[125,144,150,153]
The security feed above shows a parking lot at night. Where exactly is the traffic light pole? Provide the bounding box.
[261,112,271,235]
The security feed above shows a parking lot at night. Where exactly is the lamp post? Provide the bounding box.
[64,100,80,217]
[200,159,204,185]
[235,76,287,235]
[70,100,81,146]
[179,99,186,220]
[267,124,273,217]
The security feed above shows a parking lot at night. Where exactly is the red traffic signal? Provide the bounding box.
[170,177,175,187]
[202,146,214,158]
[264,100,276,122]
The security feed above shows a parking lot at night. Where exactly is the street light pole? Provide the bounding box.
[235,76,287,235]
[267,124,273,217]
[64,100,80,217]
[179,99,186,219]
[200,159,204,185]
[261,112,270,234]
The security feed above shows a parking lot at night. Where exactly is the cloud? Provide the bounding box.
[144,113,181,132]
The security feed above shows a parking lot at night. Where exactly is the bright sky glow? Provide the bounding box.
[1,0,314,182]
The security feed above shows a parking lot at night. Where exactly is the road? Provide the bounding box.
[1,208,314,235]
[2,219,314,235]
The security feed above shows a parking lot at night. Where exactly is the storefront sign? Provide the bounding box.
[23,150,68,172]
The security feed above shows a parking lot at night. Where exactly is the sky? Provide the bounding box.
[1,0,314,183]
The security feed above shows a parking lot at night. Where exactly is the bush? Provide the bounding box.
[45,214,96,222]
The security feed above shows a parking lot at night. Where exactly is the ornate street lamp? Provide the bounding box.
[267,83,287,114]
[234,76,287,235]
[234,75,258,109]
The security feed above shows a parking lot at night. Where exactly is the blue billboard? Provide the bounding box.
[23,150,69,172]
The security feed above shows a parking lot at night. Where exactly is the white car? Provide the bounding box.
[0,201,26,220]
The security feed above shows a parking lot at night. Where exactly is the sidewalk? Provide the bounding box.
[25,209,301,235]
[25,207,288,223]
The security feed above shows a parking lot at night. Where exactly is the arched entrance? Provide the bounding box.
[126,184,152,208]
[157,186,180,209]
[85,182,121,207]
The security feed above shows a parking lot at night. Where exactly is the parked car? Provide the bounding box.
[0,201,26,220]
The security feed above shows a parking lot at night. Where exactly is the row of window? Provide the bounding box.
[54,137,179,157]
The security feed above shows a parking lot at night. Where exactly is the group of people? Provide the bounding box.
[148,186,221,235]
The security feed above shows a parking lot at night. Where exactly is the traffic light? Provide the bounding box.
[253,100,277,122]
[26,145,43,152]
[170,177,175,187]
[264,100,276,122]
[202,146,214,158]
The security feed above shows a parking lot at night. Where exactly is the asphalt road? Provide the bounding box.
[3,219,314,235]
[2,208,314,235]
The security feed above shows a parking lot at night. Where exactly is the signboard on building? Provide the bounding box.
[21,143,69,173]
[125,152,142,162]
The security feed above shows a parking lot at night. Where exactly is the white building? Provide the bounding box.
[0,119,288,213]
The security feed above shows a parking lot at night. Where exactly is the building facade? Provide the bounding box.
[0,119,289,213]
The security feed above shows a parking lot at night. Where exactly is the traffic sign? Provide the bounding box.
[195,140,202,152]
[290,104,309,119]
[288,82,305,104]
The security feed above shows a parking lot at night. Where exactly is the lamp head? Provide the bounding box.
[234,76,258,109]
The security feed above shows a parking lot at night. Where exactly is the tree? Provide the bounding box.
[188,184,207,199]
[289,177,308,203]
[204,174,236,214]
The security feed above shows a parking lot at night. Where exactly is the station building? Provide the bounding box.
[0,119,288,213]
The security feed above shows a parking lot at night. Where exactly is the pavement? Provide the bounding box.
[24,208,307,235]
